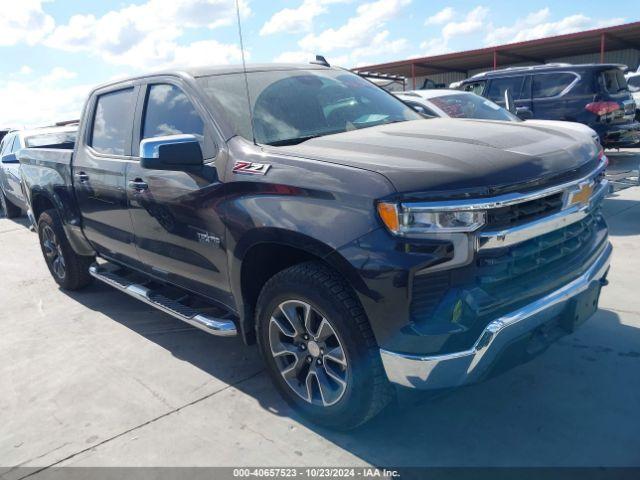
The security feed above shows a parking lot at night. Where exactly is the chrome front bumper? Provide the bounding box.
[380,241,612,390]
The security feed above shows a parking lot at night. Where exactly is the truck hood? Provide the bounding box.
[271,118,599,195]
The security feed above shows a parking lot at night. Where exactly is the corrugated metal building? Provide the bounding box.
[354,21,640,90]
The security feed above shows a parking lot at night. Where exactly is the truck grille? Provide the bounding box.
[485,192,564,229]
[473,214,603,317]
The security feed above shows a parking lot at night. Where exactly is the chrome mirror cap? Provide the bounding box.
[140,134,199,159]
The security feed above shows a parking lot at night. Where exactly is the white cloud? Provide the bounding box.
[45,0,250,69]
[425,7,455,26]
[419,6,487,57]
[42,67,77,82]
[299,0,411,53]
[277,30,407,67]
[419,37,450,56]
[0,0,55,46]
[18,66,34,75]
[442,6,488,39]
[485,8,625,45]
[0,69,90,128]
[274,51,316,63]
[261,0,348,36]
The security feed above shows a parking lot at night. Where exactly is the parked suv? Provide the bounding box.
[458,63,640,148]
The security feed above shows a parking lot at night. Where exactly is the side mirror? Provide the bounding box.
[1,153,18,164]
[140,134,203,171]
[516,108,534,120]
[504,89,515,113]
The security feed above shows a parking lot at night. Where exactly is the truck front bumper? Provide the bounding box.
[380,241,612,390]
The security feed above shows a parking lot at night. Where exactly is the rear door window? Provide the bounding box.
[532,73,576,98]
[628,76,640,92]
[90,88,135,156]
[486,77,525,102]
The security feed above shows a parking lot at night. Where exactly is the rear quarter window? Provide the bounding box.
[532,73,577,98]
[600,69,629,94]
[26,132,77,149]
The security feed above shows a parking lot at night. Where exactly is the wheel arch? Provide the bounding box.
[231,228,368,345]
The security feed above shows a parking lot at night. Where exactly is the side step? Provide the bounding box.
[89,263,237,337]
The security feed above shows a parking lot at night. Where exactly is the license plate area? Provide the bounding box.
[560,281,602,332]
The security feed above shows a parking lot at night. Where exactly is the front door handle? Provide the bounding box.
[75,171,89,182]
[128,179,149,191]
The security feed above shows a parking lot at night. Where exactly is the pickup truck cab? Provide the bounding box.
[19,63,612,429]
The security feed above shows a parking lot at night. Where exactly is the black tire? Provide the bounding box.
[1,190,21,218]
[37,209,94,290]
[256,261,393,430]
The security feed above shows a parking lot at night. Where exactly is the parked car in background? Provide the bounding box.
[0,125,77,218]
[18,63,610,429]
[457,63,640,148]
[396,89,600,144]
[626,69,640,121]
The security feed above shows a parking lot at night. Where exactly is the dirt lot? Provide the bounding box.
[1,151,639,477]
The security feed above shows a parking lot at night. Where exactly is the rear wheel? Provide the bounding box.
[37,209,94,290]
[256,261,393,430]
[0,190,21,218]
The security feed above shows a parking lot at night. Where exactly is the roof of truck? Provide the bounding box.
[93,63,334,91]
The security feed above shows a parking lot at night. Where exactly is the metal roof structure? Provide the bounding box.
[353,21,640,89]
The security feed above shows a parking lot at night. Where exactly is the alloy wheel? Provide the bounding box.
[268,300,348,407]
[42,224,66,279]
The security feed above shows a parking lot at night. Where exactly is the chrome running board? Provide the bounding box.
[89,263,237,337]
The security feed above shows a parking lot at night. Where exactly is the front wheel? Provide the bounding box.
[256,262,393,430]
[37,209,94,290]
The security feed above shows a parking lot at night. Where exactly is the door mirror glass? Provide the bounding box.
[140,134,203,171]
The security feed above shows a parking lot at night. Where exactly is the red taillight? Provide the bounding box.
[598,147,608,166]
[585,101,620,116]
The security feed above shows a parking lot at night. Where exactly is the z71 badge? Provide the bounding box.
[232,161,271,175]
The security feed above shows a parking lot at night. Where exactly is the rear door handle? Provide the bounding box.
[75,172,89,182]
[128,179,149,191]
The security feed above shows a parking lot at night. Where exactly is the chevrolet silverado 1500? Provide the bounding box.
[18,64,612,429]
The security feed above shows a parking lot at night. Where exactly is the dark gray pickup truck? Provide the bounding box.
[19,63,612,429]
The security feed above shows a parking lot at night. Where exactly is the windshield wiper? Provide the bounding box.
[266,134,324,146]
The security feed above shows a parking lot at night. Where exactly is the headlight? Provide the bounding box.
[377,202,485,235]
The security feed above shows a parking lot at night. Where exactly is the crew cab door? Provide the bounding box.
[73,85,140,264]
[126,80,232,304]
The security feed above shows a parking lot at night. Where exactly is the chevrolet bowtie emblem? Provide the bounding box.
[568,182,594,207]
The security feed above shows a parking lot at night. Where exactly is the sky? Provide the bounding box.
[0,0,638,127]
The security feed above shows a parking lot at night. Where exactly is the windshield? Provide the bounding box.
[428,93,520,121]
[197,69,421,146]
